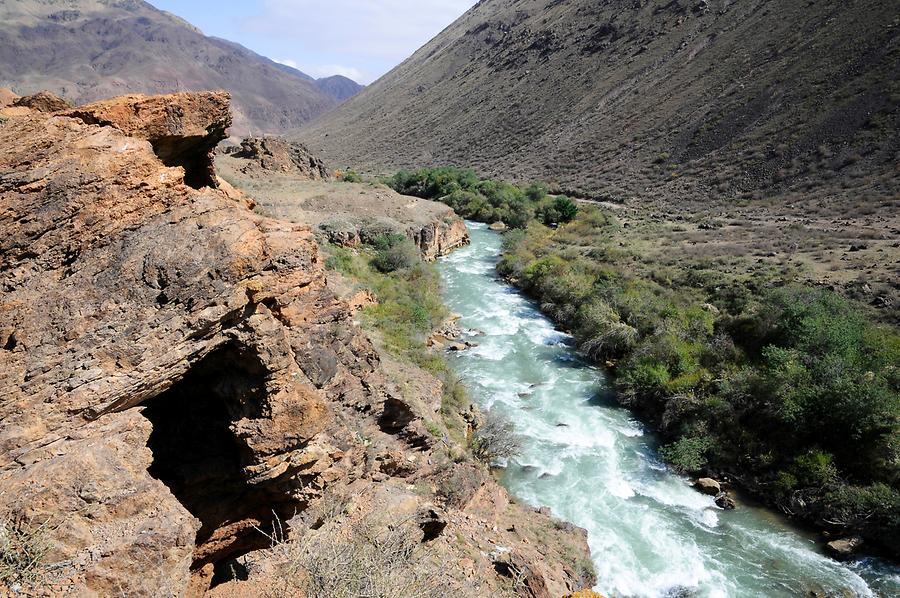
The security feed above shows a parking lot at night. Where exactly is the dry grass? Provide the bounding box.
[259,512,449,598]
[0,514,53,590]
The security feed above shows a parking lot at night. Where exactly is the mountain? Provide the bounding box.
[314,75,364,102]
[297,0,899,203]
[0,0,352,134]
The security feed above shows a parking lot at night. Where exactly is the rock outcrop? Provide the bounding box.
[230,136,331,180]
[63,92,232,189]
[215,151,471,261]
[12,90,71,113]
[0,93,591,596]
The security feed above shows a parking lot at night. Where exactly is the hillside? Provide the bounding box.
[298,0,899,206]
[0,0,354,134]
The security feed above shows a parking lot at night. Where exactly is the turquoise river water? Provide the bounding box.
[437,222,900,598]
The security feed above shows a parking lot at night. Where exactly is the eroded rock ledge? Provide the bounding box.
[0,93,592,596]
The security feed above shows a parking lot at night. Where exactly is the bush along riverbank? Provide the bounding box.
[391,168,900,561]
[389,167,578,229]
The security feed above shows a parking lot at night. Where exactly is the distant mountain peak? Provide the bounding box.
[314,75,364,102]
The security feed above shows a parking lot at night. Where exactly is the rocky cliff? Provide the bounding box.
[0,92,591,596]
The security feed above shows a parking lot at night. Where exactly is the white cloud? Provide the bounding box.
[247,0,477,83]
[273,58,300,69]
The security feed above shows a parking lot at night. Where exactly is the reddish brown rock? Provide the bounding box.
[0,87,18,108]
[63,92,232,188]
[0,93,368,595]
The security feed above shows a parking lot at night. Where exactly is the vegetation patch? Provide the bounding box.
[261,511,447,598]
[388,167,577,228]
[0,514,53,590]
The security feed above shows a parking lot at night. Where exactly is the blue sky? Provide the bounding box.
[148,0,477,85]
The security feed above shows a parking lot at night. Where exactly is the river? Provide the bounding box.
[437,222,899,598]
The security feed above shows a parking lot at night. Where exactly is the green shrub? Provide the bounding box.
[338,170,363,183]
[372,238,420,273]
[619,359,671,402]
[791,450,840,488]
[388,168,552,229]
[660,436,714,472]
[536,196,578,225]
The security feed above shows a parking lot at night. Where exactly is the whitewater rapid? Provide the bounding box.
[437,222,899,598]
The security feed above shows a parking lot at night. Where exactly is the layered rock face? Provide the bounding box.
[0,93,591,596]
[0,91,350,594]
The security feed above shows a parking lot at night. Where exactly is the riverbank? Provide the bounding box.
[438,222,900,597]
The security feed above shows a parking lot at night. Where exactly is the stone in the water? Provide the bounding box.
[694,478,721,496]
[825,537,863,560]
[715,492,736,510]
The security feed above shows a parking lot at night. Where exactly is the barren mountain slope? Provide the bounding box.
[0,0,341,134]
[298,0,899,205]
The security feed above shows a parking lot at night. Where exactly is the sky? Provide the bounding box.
[148,0,477,85]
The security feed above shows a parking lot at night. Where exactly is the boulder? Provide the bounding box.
[826,537,863,560]
[694,478,721,496]
[489,221,508,232]
[715,492,736,510]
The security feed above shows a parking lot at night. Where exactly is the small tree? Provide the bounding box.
[471,411,522,464]
[553,196,578,223]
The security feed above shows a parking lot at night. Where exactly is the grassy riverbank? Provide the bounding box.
[390,167,900,559]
